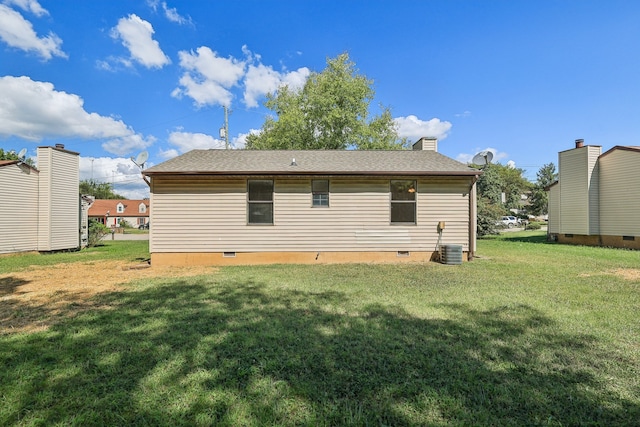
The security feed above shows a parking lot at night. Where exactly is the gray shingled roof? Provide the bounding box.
[143,149,480,176]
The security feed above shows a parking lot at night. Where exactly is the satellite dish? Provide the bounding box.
[17,148,27,160]
[472,150,494,166]
[131,151,149,168]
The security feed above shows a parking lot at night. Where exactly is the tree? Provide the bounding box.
[87,220,110,247]
[528,162,557,216]
[246,53,405,150]
[0,148,35,166]
[80,179,125,199]
[476,163,531,210]
[474,162,532,235]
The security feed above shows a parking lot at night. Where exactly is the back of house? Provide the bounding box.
[143,138,481,266]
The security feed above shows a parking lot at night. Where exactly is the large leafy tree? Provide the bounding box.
[476,163,531,210]
[246,53,405,150]
[528,162,557,216]
[80,179,125,199]
[475,162,532,236]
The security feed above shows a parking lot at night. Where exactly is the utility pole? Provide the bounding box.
[220,105,229,149]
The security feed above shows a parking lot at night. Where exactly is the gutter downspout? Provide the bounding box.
[468,175,480,261]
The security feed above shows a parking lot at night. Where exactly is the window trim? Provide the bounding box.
[390,179,417,225]
[311,179,330,208]
[247,179,274,225]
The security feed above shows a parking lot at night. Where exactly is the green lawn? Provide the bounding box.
[1,234,639,426]
[0,240,148,274]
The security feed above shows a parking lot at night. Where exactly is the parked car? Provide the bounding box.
[498,216,520,228]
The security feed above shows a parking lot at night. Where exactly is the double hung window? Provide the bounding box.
[390,180,416,224]
[312,179,329,207]
[248,179,273,224]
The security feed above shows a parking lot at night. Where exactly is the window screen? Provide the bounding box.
[390,180,416,224]
[248,180,273,224]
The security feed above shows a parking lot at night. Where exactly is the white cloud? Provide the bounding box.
[0,76,153,155]
[233,129,259,149]
[158,147,179,160]
[4,0,48,16]
[80,156,150,199]
[172,46,245,107]
[506,160,517,169]
[173,45,310,109]
[146,0,159,11]
[281,67,309,90]
[394,115,452,141]
[161,2,191,25]
[0,4,65,60]
[102,133,155,157]
[243,63,283,108]
[110,14,170,69]
[168,130,225,153]
[455,110,472,118]
[244,62,309,108]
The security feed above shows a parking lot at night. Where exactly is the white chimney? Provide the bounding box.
[412,137,438,152]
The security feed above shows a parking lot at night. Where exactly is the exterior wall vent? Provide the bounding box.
[223,252,236,257]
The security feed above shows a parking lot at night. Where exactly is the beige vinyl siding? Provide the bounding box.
[599,150,640,236]
[558,146,601,235]
[36,149,51,250]
[420,178,471,249]
[37,147,80,251]
[587,148,600,234]
[548,184,560,234]
[0,164,39,254]
[150,176,471,254]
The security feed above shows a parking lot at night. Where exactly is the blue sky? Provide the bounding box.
[1,0,640,198]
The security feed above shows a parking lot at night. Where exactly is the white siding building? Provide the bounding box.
[547,140,640,249]
[0,145,81,254]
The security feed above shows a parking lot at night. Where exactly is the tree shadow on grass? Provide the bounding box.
[0,279,637,426]
[0,276,29,297]
[496,233,555,244]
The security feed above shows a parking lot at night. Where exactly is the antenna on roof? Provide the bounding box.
[472,150,494,167]
[16,148,27,165]
[131,151,148,169]
[131,151,150,187]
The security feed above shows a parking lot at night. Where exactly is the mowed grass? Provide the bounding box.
[0,240,148,274]
[1,234,639,426]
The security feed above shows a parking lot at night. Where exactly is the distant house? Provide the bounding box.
[87,199,150,228]
[546,139,640,249]
[0,145,83,254]
[142,138,481,266]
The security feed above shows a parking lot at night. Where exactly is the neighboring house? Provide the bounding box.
[87,199,150,228]
[142,137,481,266]
[546,139,640,249]
[0,145,83,254]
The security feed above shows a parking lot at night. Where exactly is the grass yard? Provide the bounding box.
[1,233,639,426]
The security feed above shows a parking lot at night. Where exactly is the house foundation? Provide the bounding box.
[151,250,470,267]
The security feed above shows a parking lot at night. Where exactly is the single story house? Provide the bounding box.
[546,139,640,249]
[87,199,150,228]
[0,145,83,254]
[142,138,481,266]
